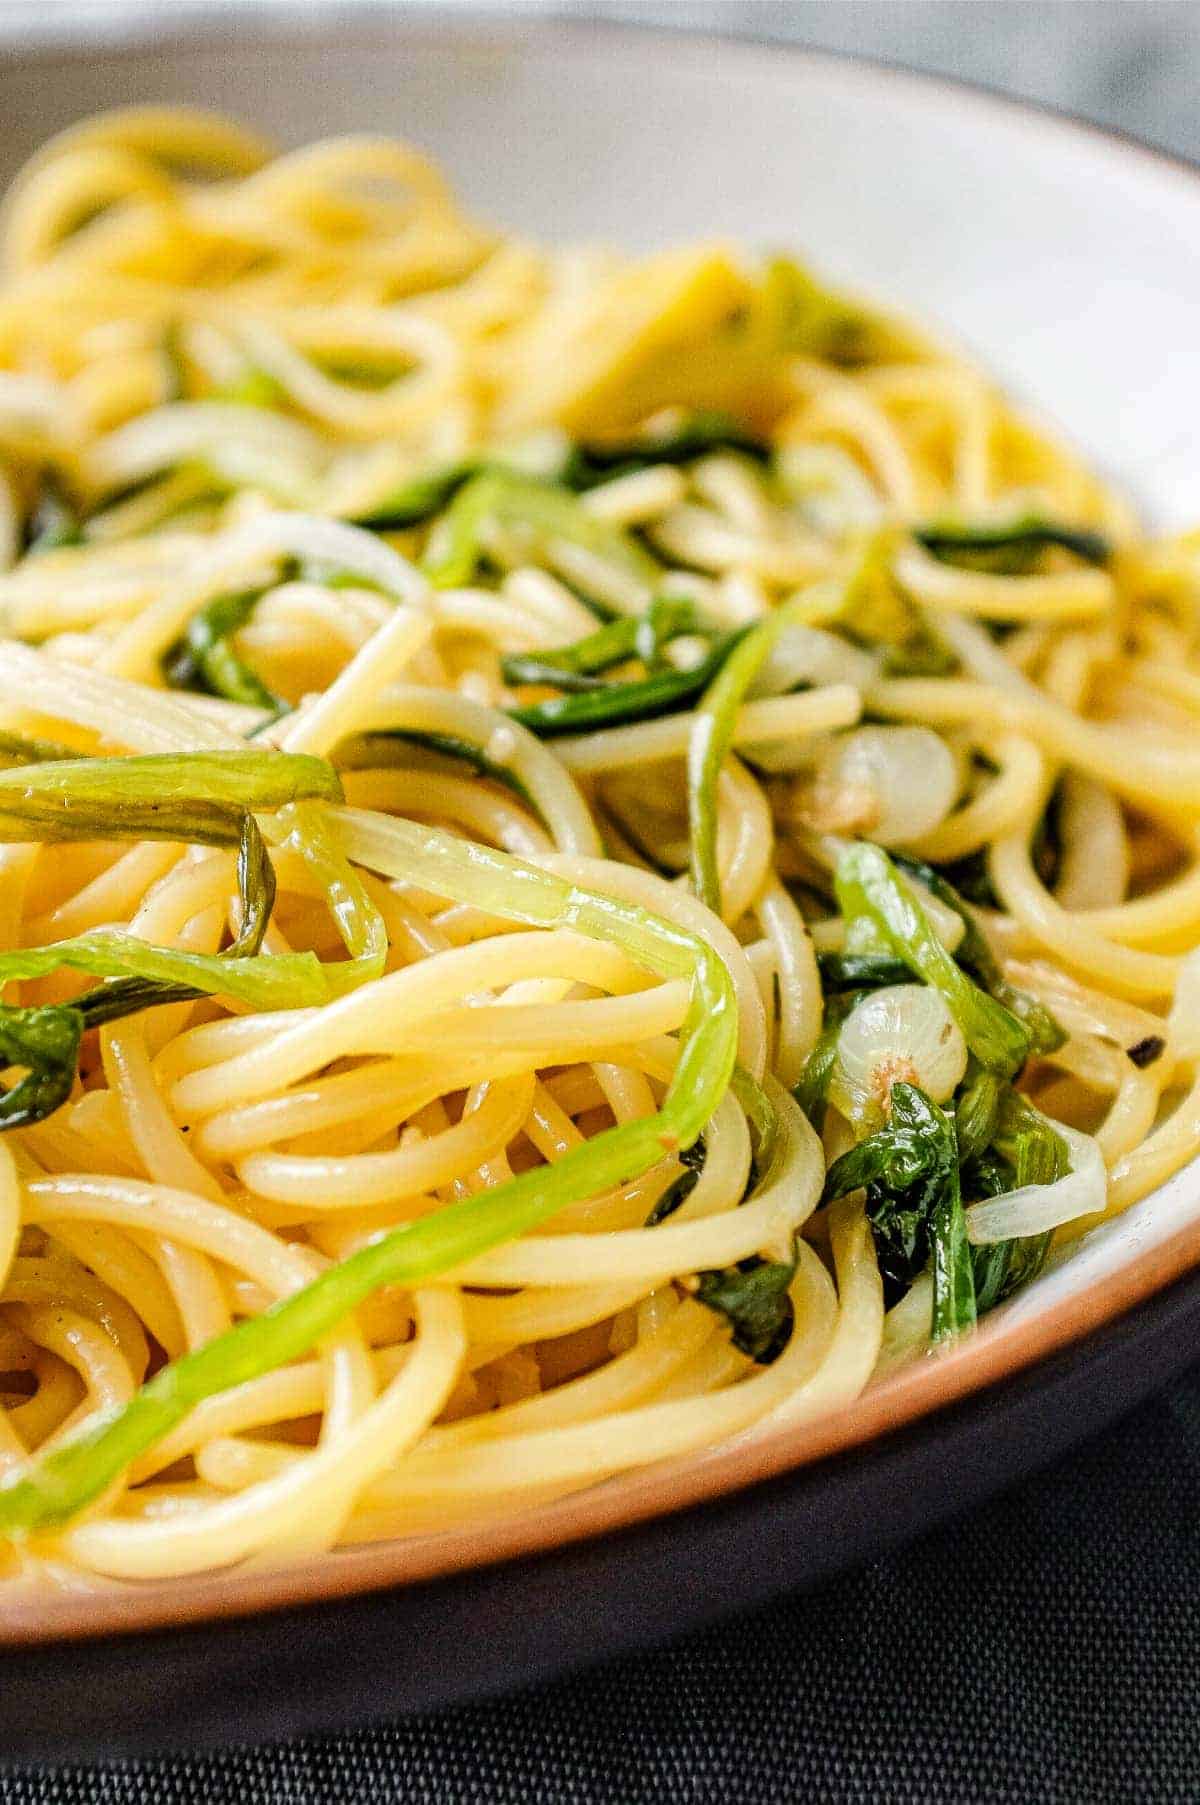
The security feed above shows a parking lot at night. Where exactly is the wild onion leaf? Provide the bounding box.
[0,750,341,845]
[793,990,864,1125]
[823,1080,975,1339]
[350,455,485,530]
[509,628,749,738]
[501,596,703,690]
[967,1094,1067,1309]
[423,470,661,595]
[892,854,1065,1055]
[0,757,360,1133]
[953,1066,1004,1165]
[694,1252,797,1364]
[0,1004,84,1132]
[163,590,287,715]
[816,951,914,992]
[561,413,769,489]
[688,611,788,915]
[915,514,1111,569]
[24,474,83,556]
[835,843,1031,1078]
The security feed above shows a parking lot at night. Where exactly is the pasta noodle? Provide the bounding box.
[0,108,1194,1589]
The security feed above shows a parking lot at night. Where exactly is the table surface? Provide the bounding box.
[1,3,1199,1799]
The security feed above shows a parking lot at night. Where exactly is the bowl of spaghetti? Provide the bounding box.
[0,7,1198,1750]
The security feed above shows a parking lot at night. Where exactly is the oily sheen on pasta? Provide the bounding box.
[0,107,1195,1588]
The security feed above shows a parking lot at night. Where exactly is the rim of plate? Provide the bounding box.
[1,7,1198,1646]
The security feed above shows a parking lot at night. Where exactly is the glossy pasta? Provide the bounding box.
[0,108,1195,1589]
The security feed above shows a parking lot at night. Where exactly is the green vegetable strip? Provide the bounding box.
[275,800,386,979]
[835,844,1030,1077]
[793,992,863,1125]
[509,629,749,738]
[893,855,1064,1054]
[422,470,661,595]
[970,1096,1067,1308]
[561,413,769,489]
[793,1022,840,1126]
[0,758,371,1132]
[351,454,483,530]
[0,933,337,1016]
[815,952,912,992]
[0,823,736,1535]
[346,730,537,809]
[0,816,275,1125]
[925,1101,975,1341]
[501,597,702,691]
[0,732,81,769]
[953,1067,1003,1164]
[163,590,287,715]
[0,1005,84,1131]
[823,1081,975,1341]
[688,611,788,915]
[24,475,83,556]
[0,812,321,1027]
[0,751,341,846]
[915,514,1110,567]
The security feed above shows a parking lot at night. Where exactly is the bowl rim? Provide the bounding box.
[1,5,1198,1648]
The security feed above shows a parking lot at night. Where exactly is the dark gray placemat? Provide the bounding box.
[7,1366,1200,1802]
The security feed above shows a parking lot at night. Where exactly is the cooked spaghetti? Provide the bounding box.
[0,107,1195,1587]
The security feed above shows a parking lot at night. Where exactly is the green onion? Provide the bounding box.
[0,731,81,769]
[0,1005,84,1132]
[835,843,1030,1078]
[893,855,1065,1055]
[342,730,537,809]
[953,1066,1004,1165]
[351,455,484,531]
[815,952,913,992]
[694,1254,797,1363]
[0,756,373,1132]
[0,932,335,1019]
[687,611,789,915]
[423,470,661,596]
[0,820,737,1534]
[968,1094,1067,1309]
[561,413,769,489]
[792,991,864,1126]
[509,628,749,738]
[501,596,703,691]
[915,514,1110,568]
[163,590,287,715]
[353,417,768,531]
[0,750,340,847]
[824,1080,975,1341]
[24,474,83,556]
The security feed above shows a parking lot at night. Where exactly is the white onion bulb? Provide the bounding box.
[806,726,959,846]
[830,983,967,1124]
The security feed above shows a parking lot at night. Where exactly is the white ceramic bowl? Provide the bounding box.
[0,8,1198,1656]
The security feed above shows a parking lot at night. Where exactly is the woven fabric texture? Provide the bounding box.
[5,1368,1200,1802]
